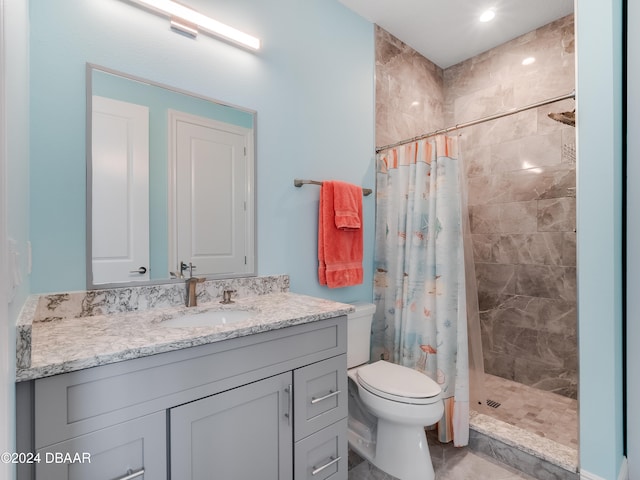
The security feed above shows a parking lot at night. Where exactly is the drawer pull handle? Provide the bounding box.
[311,389,341,404]
[115,468,145,480]
[312,456,341,476]
[285,384,293,425]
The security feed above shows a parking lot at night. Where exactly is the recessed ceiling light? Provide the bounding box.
[522,57,536,65]
[479,9,496,23]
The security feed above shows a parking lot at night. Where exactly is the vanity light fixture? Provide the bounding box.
[126,0,261,50]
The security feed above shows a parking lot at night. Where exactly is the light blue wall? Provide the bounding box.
[29,0,375,303]
[576,0,625,478]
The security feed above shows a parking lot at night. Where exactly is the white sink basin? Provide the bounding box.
[161,309,253,328]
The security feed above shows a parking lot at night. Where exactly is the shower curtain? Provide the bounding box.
[372,135,476,446]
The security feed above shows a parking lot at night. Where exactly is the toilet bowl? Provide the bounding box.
[347,304,444,480]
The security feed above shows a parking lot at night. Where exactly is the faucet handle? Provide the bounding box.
[221,289,236,304]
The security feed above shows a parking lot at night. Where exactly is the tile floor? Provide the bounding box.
[481,374,578,449]
[348,374,579,479]
[348,431,538,480]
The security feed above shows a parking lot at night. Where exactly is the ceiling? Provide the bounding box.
[338,0,574,69]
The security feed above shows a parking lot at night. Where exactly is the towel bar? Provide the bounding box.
[294,179,372,196]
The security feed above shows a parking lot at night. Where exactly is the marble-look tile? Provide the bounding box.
[482,350,516,380]
[375,26,445,148]
[472,233,566,266]
[469,201,538,234]
[561,128,577,165]
[467,165,575,206]
[562,232,576,266]
[514,359,577,399]
[537,198,576,232]
[487,323,575,367]
[481,295,576,335]
[515,265,572,299]
[480,294,577,395]
[474,376,578,453]
[453,84,516,124]
[459,110,538,149]
[461,143,492,177]
[477,292,515,311]
[445,16,574,114]
[469,426,578,480]
[561,267,577,302]
[434,447,538,480]
[348,458,399,480]
[491,131,564,174]
[348,431,539,480]
[475,264,516,296]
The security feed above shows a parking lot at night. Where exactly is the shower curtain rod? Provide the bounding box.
[375,90,576,153]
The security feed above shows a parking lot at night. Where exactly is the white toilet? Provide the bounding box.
[347,303,444,480]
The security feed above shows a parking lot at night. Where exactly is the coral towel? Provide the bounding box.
[318,181,364,288]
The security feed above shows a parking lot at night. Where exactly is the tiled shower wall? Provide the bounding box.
[375,16,577,398]
[375,27,444,147]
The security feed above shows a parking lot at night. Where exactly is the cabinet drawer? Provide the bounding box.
[294,355,347,441]
[294,418,347,480]
[35,411,165,480]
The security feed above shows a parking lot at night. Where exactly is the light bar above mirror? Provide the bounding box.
[125,0,261,50]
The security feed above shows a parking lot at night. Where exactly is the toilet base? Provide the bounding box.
[348,419,435,480]
[375,419,435,480]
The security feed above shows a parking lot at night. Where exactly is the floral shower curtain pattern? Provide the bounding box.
[372,135,470,446]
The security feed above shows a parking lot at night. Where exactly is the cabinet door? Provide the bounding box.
[294,355,347,441]
[294,419,348,480]
[35,411,165,480]
[170,372,293,480]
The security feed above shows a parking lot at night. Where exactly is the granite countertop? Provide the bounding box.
[16,291,354,382]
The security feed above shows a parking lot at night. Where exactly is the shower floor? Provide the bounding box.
[480,374,578,450]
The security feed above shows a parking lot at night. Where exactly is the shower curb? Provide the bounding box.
[469,411,579,480]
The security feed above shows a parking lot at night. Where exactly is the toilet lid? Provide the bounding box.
[356,360,441,403]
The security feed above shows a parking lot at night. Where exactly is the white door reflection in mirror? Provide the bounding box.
[92,96,150,285]
[169,111,253,277]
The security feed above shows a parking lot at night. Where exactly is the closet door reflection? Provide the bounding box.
[169,111,253,277]
[91,96,150,285]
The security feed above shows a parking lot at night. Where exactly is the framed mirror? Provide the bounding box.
[86,64,256,289]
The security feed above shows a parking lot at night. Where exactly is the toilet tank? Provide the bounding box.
[347,302,377,369]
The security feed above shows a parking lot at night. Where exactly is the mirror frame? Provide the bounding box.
[86,63,257,290]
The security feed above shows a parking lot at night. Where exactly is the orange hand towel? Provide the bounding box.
[332,180,362,230]
[318,181,363,288]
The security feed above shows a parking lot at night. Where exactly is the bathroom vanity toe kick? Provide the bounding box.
[16,315,349,480]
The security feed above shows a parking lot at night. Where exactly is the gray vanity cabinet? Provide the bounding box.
[35,412,165,480]
[170,372,293,479]
[18,315,348,480]
[293,355,348,480]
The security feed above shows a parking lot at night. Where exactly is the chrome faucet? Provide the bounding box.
[184,263,205,307]
[220,289,236,305]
